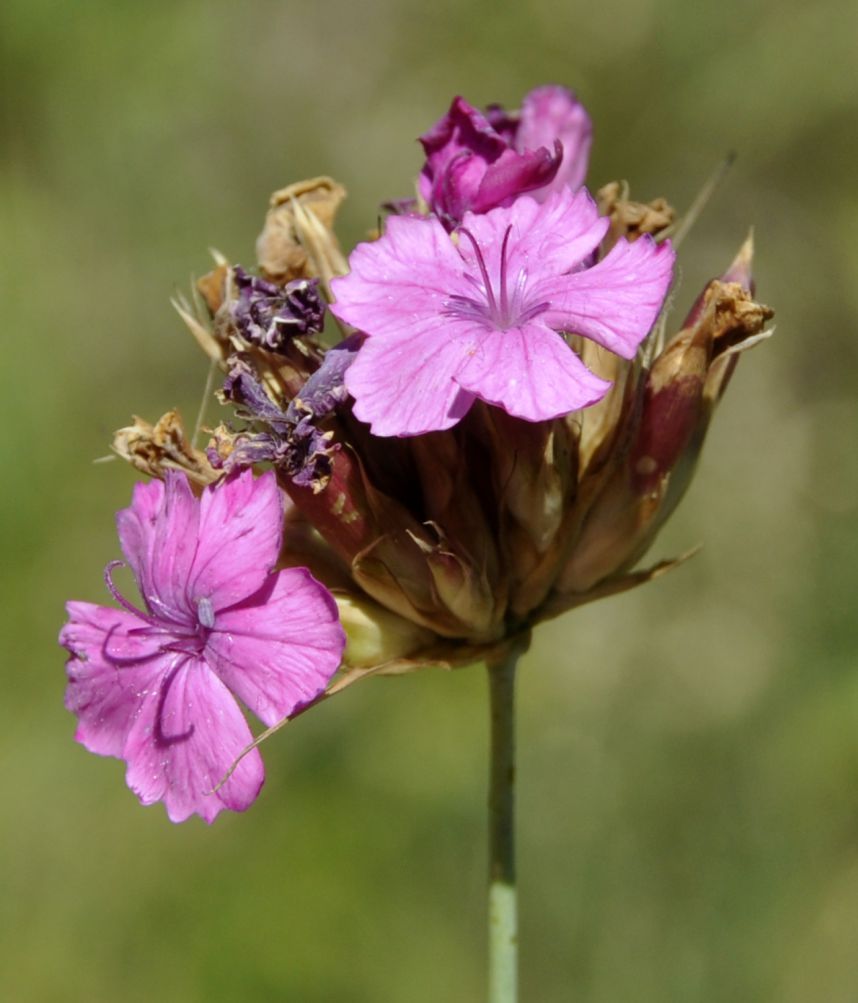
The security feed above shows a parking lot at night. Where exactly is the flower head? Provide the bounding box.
[59,470,345,823]
[419,85,592,226]
[330,187,675,436]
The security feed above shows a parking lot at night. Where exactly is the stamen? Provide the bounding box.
[498,225,513,320]
[103,561,162,628]
[100,623,166,669]
[146,593,186,626]
[458,227,498,316]
[446,223,547,330]
[153,657,195,747]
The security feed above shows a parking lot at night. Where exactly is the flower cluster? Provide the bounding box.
[62,84,773,822]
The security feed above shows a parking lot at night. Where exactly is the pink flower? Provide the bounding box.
[59,470,345,823]
[418,85,592,226]
[330,187,675,437]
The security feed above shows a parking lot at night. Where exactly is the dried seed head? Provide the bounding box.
[256,176,348,292]
[596,181,675,252]
[112,411,219,487]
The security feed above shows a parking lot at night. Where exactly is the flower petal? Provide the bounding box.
[61,601,169,758]
[454,321,610,421]
[461,189,608,281]
[470,145,562,215]
[206,568,345,727]
[188,469,283,612]
[330,214,465,338]
[344,318,477,436]
[517,85,592,196]
[538,235,676,358]
[123,658,264,824]
[116,472,198,624]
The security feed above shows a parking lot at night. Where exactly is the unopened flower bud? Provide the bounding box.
[335,594,434,667]
[557,236,773,595]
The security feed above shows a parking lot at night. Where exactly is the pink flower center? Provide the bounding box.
[445,225,549,331]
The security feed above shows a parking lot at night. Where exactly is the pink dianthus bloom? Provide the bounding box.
[59,470,345,823]
[330,187,675,437]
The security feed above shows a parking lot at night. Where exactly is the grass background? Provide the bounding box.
[2,0,857,999]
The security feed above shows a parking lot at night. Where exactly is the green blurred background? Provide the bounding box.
[2,0,857,999]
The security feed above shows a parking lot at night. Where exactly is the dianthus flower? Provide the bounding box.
[418,85,592,225]
[59,469,345,823]
[330,187,675,436]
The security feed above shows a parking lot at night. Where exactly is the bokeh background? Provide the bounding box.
[2,0,857,1000]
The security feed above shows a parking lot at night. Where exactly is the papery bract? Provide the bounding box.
[418,85,592,225]
[330,187,675,437]
[59,470,345,823]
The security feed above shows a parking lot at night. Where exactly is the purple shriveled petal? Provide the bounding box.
[220,353,347,488]
[223,356,292,430]
[232,267,325,351]
[285,334,361,423]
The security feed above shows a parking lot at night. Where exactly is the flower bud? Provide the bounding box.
[556,236,773,595]
[335,594,434,667]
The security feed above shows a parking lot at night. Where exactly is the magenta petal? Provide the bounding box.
[124,658,264,824]
[470,145,562,214]
[455,321,610,421]
[418,96,509,217]
[538,236,676,358]
[517,85,592,196]
[115,478,164,608]
[435,151,491,222]
[188,469,283,612]
[61,601,169,757]
[117,472,199,623]
[344,319,477,436]
[419,96,508,174]
[461,189,608,282]
[206,568,344,727]
[330,214,465,338]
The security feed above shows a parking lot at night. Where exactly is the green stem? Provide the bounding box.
[487,643,525,1003]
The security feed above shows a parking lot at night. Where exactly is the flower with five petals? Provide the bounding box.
[59,469,345,823]
[331,187,675,437]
